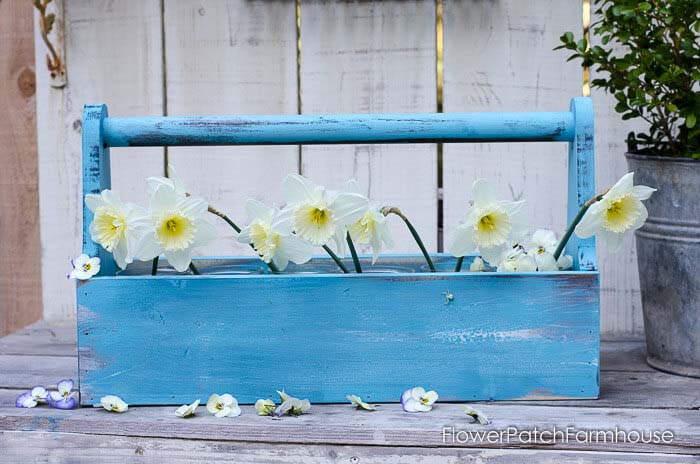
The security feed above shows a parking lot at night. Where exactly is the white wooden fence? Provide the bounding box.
[34,0,646,339]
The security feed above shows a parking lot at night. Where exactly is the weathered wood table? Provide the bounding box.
[1,322,699,463]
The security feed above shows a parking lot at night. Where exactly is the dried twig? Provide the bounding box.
[33,0,65,80]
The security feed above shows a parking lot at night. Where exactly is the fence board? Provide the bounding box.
[299,0,438,254]
[35,0,164,321]
[164,0,299,255]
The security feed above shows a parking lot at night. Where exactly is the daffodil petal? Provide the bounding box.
[166,248,194,272]
[471,178,497,206]
[448,226,475,257]
[331,193,370,226]
[632,185,656,201]
[283,174,318,205]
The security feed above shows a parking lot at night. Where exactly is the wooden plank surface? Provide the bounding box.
[0,0,42,335]
[164,0,299,256]
[299,0,438,254]
[1,431,698,464]
[2,402,698,455]
[34,0,164,322]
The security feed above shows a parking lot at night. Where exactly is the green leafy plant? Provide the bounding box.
[556,0,700,158]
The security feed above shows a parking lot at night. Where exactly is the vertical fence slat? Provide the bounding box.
[35,0,164,321]
[164,0,299,256]
[300,0,438,254]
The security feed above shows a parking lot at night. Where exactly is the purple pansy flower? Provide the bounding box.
[15,385,48,408]
[48,379,77,410]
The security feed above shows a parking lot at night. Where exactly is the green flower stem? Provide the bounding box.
[189,262,201,275]
[151,256,159,276]
[382,207,436,272]
[346,233,362,273]
[454,256,464,272]
[205,203,280,274]
[553,193,604,260]
[322,244,350,273]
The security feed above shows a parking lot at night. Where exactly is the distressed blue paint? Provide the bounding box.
[101,112,575,147]
[565,98,597,271]
[78,256,600,405]
[82,105,116,276]
[78,99,600,405]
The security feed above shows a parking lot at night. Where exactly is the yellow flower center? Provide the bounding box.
[603,195,641,233]
[93,206,127,251]
[536,246,545,254]
[348,211,376,244]
[420,396,430,404]
[479,214,496,231]
[249,222,280,263]
[156,213,196,251]
[82,263,91,271]
[309,207,329,224]
[473,207,511,248]
[294,203,336,245]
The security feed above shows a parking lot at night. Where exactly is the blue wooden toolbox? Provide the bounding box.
[78,97,599,405]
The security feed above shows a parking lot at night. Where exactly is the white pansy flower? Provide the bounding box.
[282,175,369,250]
[344,180,394,263]
[85,190,146,269]
[133,184,217,272]
[401,386,438,413]
[15,386,48,408]
[449,179,528,265]
[255,399,276,416]
[68,254,101,280]
[93,395,128,413]
[469,256,486,272]
[273,390,311,416]
[575,172,656,252]
[237,200,314,271]
[206,393,242,418]
[175,399,200,418]
[346,394,377,411]
[463,405,491,424]
[527,229,574,271]
[496,245,537,273]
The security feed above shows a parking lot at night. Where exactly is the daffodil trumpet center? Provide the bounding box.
[473,207,511,248]
[603,195,640,233]
[156,212,196,251]
[93,206,127,252]
[203,199,279,274]
[381,207,436,272]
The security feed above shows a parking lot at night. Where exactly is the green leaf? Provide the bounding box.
[564,31,574,43]
[45,13,55,34]
[687,114,697,129]
[638,2,652,12]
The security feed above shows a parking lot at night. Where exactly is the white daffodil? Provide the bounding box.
[93,395,128,413]
[344,180,394,263]
[346,394,377,411]
[401,387,438,413]
[175,399,200,418]
[463,405,491,425]
[496,245,537,273]
[449,179,528,265]
[237,199,314,271]
[133,184,217,272]
[206,393,242,418]
[147,164,188,198]
[575,172,656,252]
[469,256,486,272]
[273,390,311,416]
[255,399,276,416]
[85,190,146,269]
[68,254,101,280]
[282,175,369,250]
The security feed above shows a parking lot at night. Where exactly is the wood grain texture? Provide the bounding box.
[35,0,164,322]
[77,256,599,405]
[102,111,576,146]
[1,403,698,455]
[2,431,698,464]
[164,0,298,257]
[299,0,438,255]
[0,0,42,336]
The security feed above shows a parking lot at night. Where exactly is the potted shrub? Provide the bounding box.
[557,0,700,376]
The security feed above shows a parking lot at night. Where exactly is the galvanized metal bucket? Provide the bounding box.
[626,153,700,377]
